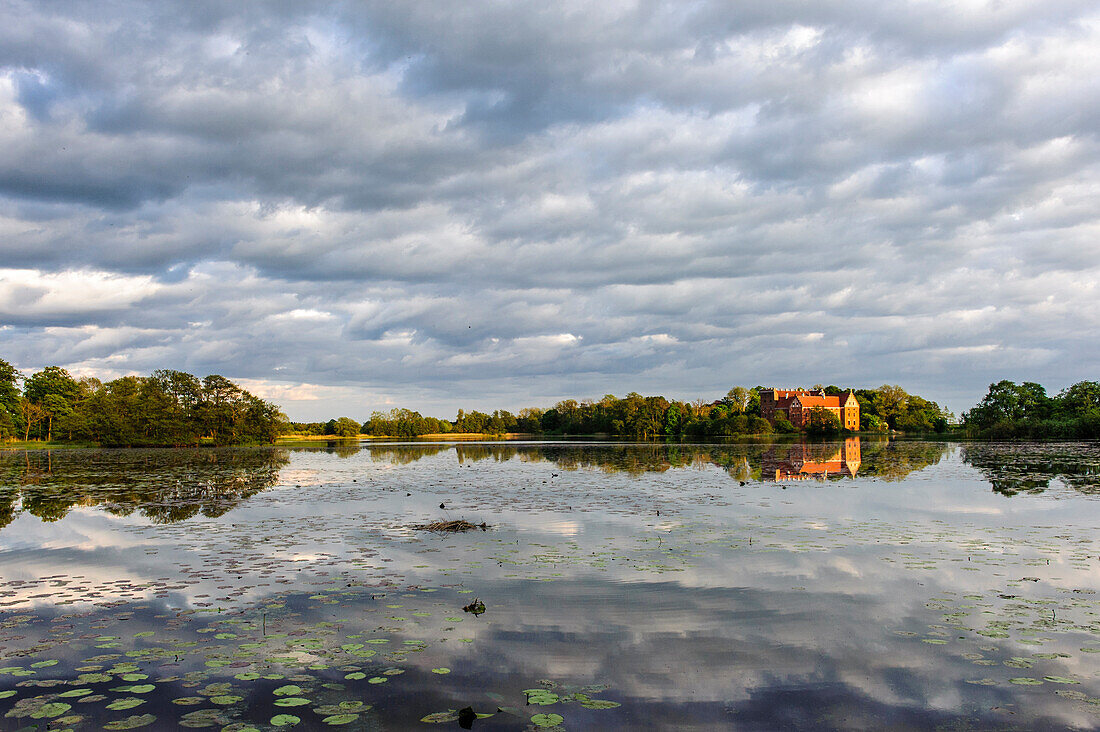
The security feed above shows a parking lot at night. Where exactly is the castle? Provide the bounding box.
[762,438,862,480]
[760,388,860,430]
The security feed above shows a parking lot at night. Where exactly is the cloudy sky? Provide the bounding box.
[1,1,1098,420]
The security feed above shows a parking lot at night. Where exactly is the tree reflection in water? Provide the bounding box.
[367,437,948,484]
[0,438,967,532]
[0,448,289,528]
[962,441,1100,497]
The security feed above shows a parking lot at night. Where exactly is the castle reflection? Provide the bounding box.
[762,438,862,481]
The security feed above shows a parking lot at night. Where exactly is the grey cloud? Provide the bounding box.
[2,0,1099,418]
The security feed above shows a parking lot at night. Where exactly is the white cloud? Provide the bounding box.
[0,1,1098,419]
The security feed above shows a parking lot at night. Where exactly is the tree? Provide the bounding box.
[664,402,684,436]
[872,385,909,428]
[1058,381,1100,416]
[19,399,46,441]
[24,366,81,440]
[805,407,841,436]
[724,387,750,413]
[0,358,21,439]
[861,413,885,432]
[332,417,360,438]
[965,380,1026,429]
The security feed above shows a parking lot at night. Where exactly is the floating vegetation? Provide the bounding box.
[415,519,489,533]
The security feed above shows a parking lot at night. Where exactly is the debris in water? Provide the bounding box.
[415,520,489,533]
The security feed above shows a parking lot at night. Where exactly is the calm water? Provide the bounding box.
[0,438,1099,731]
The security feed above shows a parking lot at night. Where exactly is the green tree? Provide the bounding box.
[872,385,909,428]
[1058,381,1100,416]
[0,359,21,439]
[332,416,360,437]
[805,407,841,436]
[24,366,81,440]
[664,402,684,436]
[724,387,750,414]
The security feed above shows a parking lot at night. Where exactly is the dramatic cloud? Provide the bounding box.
[1,0,1098,418]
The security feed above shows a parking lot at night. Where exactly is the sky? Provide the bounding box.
[1,1,1098,421]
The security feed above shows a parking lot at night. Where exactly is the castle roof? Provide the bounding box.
[790,395,844,408]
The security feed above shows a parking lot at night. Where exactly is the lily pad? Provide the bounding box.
[420,711,459,723]
[106,698,146,711]
[31,702,72,718]
[531,713,565,728]
[117,684,156,694]
[322,714,359,725]
[580,699,621,709]
[103,714,157,729]
[58,689,94,698]
[272,685,302,696]
[274,697,310,707]
[270,714,300,726]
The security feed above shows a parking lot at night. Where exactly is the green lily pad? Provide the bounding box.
[0,690,16,699]
[31,702,72,719]
[1009,677,1044,685]
[344,672,365,680]
[116,684,156,694]
[367,677,387,684]
[523,690,559,706]
[106,698,146,711]
[322,714,359,725]
[580,699,621,709]
[103,714,157,729]
[1044,676,1080,684]
[77,673,111,683]
[211,695,243,705]
[531,713,564,728]
[431,668,450,674]
[420,711,459,723]
[270,714,300,726]
[272,685,302,696]
[58,689,94,698]
[273,698,310,707]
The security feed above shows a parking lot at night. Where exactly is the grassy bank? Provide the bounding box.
[0,439,96,450]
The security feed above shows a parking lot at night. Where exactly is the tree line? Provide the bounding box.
[963,380,1100,438]
[0,358,283,447]
[290,384,953,438]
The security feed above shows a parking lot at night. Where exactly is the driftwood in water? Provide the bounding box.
[415,519,489,533]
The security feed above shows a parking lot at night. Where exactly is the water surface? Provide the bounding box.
[0,438,1099,730]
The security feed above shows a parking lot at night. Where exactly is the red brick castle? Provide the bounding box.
[760,388,860,430]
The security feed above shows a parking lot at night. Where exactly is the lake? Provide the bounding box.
[0,438,1099,730]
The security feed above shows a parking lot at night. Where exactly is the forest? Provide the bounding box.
[0,358,282,447]
[963,380,1100,438]
[289,384,953,439]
